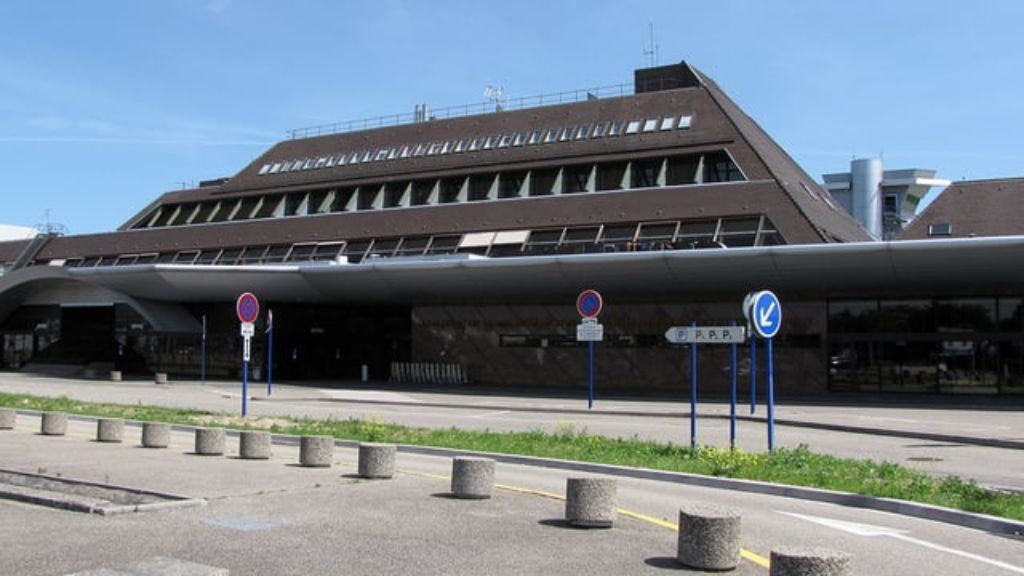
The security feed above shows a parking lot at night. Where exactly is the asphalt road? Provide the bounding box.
[2,372,1022,491]
[1,415,1022,575]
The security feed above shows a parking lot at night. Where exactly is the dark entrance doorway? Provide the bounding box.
[59,305,116,364]
[270,305,410,381]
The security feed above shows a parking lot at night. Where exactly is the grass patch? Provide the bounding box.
[2,391,1022,521]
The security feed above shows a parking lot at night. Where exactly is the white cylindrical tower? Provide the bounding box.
[851,158,883,239]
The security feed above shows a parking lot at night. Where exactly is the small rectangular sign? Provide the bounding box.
[576,320,604,342]
[665,325,746,344]
[241,322,255,338]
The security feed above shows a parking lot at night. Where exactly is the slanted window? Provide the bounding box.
[512,132,527,146]
[375,149,390,161]
[609,121,624,136]
[596,162,627,191]
[642,119,658,132]
[440,141,453,154]
[482,136,497,149]
[269,163,282,174]
[563,165,591,194]
[528,130,543,145]
[524,229,563,254]
[413,144,427,157]
[718,218,760,247]
[660,117,675,131]
[368,238,399,258]
[543,128,559,143]
[314,157,328,168]
[468,138,483,151]
[625,120,642,135]
[412,180,435,205]
[258,164,271,175]
[454,139,468,153]
[703,151,744,182]
[400,145,413,158]
[667,155,700,185]
[216,248,242,265]
[426,143,441,155]
[497,134,513,148]
[678,115,693,129]
[678,220,719,249]
[468,174,495,201]
[195,250,220,265]
[312,242,344,261]
[592,122,609,138]
[343,240,372,263]
[631,159,662,188]
[239,246,269,265]
[263,245,290,263]
[561,226,600,253]
[397,237,429,256]
[558,127,574,142]
[287,244,315,262]
[384,182,407,208]
[530,168,558,196]
[575,125,592,140]
[499,171,526,198]
[440,177,464,203]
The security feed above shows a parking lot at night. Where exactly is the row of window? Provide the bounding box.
[257,114,694,177]
[57,216,781,269]
[136,150,744,229]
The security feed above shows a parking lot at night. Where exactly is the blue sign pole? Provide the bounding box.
[750,336,757,415]
[730,321,737,450]
[242,359,249,417]
[200,315,206,386]
[266,309,273,397]
[690,321,697,450]
[767,336,775,451]
[587,341,595,410]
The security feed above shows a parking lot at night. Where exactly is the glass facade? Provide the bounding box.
[828,298,1024,394]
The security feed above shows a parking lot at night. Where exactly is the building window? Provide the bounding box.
[928,223,953,236]
[631,159,661,188]
[704,151,744,182]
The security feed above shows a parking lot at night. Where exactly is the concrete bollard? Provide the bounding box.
[41,412,68,436]
[239,430,272,460]
[299,436,334,467]
[676,503,742,570]
[110,370,122,382]
[154,372,168,385]
[565,477,617,528]
[358,443,396,479]
[96,418,125,443]
[451,456,495,499]
[141,422,170,448]
[770,547,852,576]
[0,408,15,430]
[195,428,225,455]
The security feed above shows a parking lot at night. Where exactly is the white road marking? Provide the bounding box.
[471,410,511,419]
[780,511,1024,574]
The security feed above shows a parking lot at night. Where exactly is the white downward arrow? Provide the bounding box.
[780,511,1024,574]
[758,301,777,327]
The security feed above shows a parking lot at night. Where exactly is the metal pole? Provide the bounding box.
[690,321,697,450]
[267,312,273,397]
[767,337,775,451]
[200,315,206,386]
[750,336,757,414]
[242,359,249,417]
[587,340,594,410]
[730,321,737,450]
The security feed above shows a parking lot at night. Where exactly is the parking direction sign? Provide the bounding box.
[664,325,746,344]
[749,290,782,339]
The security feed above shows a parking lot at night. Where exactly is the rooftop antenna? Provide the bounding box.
[35,209,68,236]
[643,22,658,67]
[484,85,505,113]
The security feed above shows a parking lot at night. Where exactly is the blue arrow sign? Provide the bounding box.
[751,290,782,339]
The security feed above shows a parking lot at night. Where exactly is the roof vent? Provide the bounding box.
[634,61,702,93]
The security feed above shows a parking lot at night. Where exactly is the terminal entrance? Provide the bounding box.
[269,305,410,381]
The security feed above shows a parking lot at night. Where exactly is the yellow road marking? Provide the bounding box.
[404,470,771,569]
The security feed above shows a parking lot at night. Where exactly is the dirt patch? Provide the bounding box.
[192,415,292,430]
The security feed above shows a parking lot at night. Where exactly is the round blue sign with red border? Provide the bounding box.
[236,292,260,324]
[576,289,603,318]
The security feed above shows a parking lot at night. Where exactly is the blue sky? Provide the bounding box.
[1,0,1021,234]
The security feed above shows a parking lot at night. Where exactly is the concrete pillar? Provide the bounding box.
[299,435,334,467]
[0,408,15,430]
[565,477,617,528]
[358,443,396,479]
[141,422,170,448]
[96,419,125,443]
[676,504,742,570]
[194,427,225,456]
[451,457,495,499]
[770,547,852,576]
[154,372,168,385]
[41,412,68,436]
[110,370,122,382]
[239,431,272,460]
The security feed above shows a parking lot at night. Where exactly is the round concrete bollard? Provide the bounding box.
[110,370,122,382]
[195,427,225,456]
[770,547,852,576]
[96,418,125,443]
[141,422,170,448]
[451,456,495,499]
[565,477,617,528]
[41,412,68,436]
[676,503,742,570]
[299,435,334,467]
[0,408,15,430]
[154,372,168,385]
[358,443,396,479]
[239,430,272,460]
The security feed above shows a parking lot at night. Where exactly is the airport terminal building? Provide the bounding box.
[1,62,1022,396]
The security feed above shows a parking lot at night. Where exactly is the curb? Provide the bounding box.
[12,410,1024,536]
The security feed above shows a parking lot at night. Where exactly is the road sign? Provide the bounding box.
[749,290,782,339]
[240,322,255,338]
[576,289,603,318]
[664,325,746,344]
[236,292,260,324]
[576,317,604,342]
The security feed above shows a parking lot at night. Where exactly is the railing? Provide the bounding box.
[286,82,636,140]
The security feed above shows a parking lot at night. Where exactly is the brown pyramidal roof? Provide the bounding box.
[899,177,1024,240]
